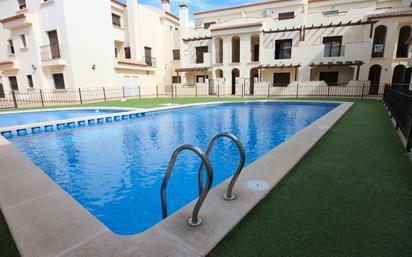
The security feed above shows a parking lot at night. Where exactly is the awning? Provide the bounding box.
[258,64,301,69]
[175,67,211,72]
[309,61,364,68]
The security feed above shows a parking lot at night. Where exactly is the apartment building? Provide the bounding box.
[177,0,412,95]
[0,0,180,95]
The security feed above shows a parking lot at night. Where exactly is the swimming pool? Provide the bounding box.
[8,102,338,235]
[0,109,125,127]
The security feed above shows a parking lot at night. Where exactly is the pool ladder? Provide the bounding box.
[160,132,246,227]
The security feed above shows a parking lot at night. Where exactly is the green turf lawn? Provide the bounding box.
[0,98,411,257]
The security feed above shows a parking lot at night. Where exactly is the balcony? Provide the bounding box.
[144,56,157,68]
[324,45,345,58]
[40,44,65,67]
[114,58,155,71]
[0,13,31,30]
[0,60,19,71]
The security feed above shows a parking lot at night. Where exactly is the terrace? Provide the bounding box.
[0,96,411,257]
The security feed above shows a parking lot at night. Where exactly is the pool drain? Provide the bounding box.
[246,180,269,192]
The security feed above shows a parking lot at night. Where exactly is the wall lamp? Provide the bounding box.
[31,65,37,71]
[92,64,96,71]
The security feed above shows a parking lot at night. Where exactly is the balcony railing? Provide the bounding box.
[324,45,345,57]
[144,56,157,67]
[40,44,62,61]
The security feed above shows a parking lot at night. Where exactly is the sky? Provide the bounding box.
[118,0,261,18]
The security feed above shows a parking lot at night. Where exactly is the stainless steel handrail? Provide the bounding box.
[161,145,213,227]
[198,132,246,201]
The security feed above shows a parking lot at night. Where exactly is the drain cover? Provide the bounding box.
[246,180,269,192]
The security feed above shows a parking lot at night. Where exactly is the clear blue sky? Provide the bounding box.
[119,0,260,18]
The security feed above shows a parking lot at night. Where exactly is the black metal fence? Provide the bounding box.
[0,83,387,110]
[383,85,412,152]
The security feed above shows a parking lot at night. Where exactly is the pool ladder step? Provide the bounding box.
[160,132,246,227]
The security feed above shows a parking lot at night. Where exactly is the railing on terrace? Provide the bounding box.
[144,56,157,68]
[40,44,62,61]
[383,84,412,152]
[0,83,387,110]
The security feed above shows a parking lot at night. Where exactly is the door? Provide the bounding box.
[0,84,5,98]
[231,69,239,95]
[47,30,60,59]
[208,79,215,95]
[8,76,18,91]
[253,44,259,62]
[319,72,339,86]
[145,47,152,66]
[52,73,65,89]
[368,65,381,94]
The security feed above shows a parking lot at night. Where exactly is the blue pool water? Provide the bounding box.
[0,109,124,127]
[8,102,338,235]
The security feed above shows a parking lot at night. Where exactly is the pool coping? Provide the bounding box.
[0,100,353,257]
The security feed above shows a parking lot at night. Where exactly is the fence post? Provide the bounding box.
[407,123,411,152]
[327,85,331,98]
[296,83,299,98]
[122,86,126,99]
[156,85,159,99]
[103,87,107,102]
[217,84,220,98]
[361,83,365,99]
[267,84,270,99]
[11,90,18,108]
[195,84,198,97]
[171,85,174,98]
[242,83,244,98]
[78,88,83,104]
[39,89,45,107]
[138,86,141,99]
[174,85,177,98]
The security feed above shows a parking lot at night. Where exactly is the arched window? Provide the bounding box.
[231,36,240,63]
[250,34,260,62]
[371,25,387,58]
[392,64,406,85]
[215,38,223,64]
[396,26,411,58]
[215,69,223,78]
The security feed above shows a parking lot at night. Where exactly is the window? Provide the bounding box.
[396,26,411,58]
[18,0,26,9]
[196,46,208,64]
[27,75,34,88]
[319,72,339,86]
[124,47,131,59]
[273,73,290,86]
[145,47,153,66]
[172,49,180,60]
[0,83,5,98]
[20,34,27,48]
[196,75,208,83]
[114,47,118,58]
[7,40,15,54]
[204,21,216,29]
[275,39,292,59]
[112,13,121,27]
[8,76,18,91]
[278,12,294,20]
[172,76,181,83]
[323,36,342,57]
[372,26,387,58]
[52,73,65,89]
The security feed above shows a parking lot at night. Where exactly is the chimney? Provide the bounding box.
[161,0,170,12]
[179,2,189,33]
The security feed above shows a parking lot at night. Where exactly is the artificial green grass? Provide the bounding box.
[0,98,411,257]
[209,99,412,257]
[0,210,19,257]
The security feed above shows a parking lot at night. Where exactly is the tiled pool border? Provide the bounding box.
[0,100,353,257]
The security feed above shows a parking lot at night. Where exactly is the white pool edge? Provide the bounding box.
[0,100,353,257]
